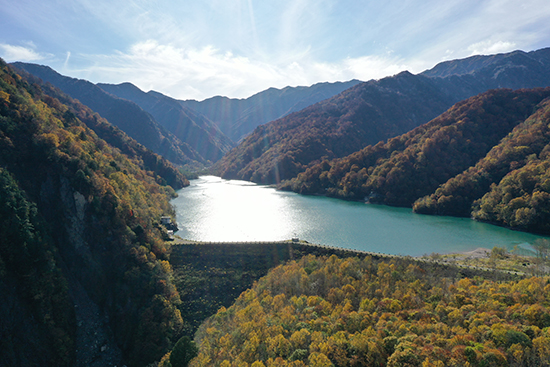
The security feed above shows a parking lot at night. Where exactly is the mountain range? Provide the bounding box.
[96,82,234,162]
[4,45,550,367]
[178,79,361,142]
[10,47,550,234]
[13,62,362,169]
[215,47,550,184]
[96,79,360,157]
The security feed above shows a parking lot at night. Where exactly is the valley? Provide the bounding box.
[2,46,550,367]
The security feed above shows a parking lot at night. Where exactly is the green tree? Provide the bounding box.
[170,336,198,367]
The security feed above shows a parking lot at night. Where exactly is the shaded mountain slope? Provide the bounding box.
[214,71,462,184]
[15,69,188,189]
[98,82,234,162]
[215,47,550,185]
[11,62,205,166]
[181,79,362,142]
[0,59,187,366]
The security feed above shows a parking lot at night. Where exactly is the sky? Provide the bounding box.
[1,0,550,101]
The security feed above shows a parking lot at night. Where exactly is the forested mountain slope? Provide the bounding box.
[282,88,550,234]
[215,71,456,184]
[98,82,234,162]
[181,79,361,142]
[11,62,206,167]
[215,47,550,185]
[0,59,188,366]
[415,94,550,233]
[18,70,188,189]
[192,255,550,367]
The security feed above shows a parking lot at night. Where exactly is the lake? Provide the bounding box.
[172,176,548,256]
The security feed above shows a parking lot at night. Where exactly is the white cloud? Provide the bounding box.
[467,40,517,56]
[0,43,48,62]
[67,40,410,100]
[341,55,406,81]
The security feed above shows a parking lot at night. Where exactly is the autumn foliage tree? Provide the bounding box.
[192,255,550,367]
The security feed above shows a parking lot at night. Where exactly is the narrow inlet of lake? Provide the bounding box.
[171,176,548,256]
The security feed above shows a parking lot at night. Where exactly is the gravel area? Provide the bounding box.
[68,275,124,367]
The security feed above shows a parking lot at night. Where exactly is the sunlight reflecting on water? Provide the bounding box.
[172,176,549,256]
[174,176,298,241]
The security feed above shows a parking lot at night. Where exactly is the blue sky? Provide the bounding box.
[1,0,550,101]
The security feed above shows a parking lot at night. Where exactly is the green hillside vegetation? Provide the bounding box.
[0,59,188,366]
[191,255,550,367]
[281,88,550,234]
[19,71,189,189]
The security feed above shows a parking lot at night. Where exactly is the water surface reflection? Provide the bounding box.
[172,176,547,256]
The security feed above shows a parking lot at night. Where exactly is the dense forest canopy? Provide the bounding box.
[416,96,550,233]
[214,71,456,184]
[192,255,550,367]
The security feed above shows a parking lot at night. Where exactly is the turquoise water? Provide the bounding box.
[172,176,548,256]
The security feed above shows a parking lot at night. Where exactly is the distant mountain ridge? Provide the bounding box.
[13,63,362,168]
[421,48,550,78]
[215,47,550,184]
[180,79,362,142]
[97,82,234,162]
